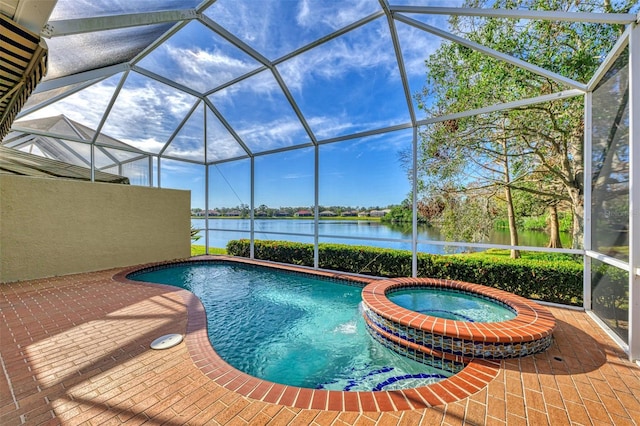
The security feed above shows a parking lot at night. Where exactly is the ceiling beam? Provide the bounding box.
[34,63,129,93]
[41,9,197,38]
[272,11,385,66]
[587,25,631,91]
[416,89,583,127]
[132,65,204,98]
[390,6,636,24]
[379,0,416,125]
[198,14,271,67]
[395,13,587,91]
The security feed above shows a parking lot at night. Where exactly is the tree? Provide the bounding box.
[414,111,527,256]
[439,190,497,247]
[410,0,633,249]
[239,203,250,218]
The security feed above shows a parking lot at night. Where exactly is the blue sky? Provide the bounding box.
[160,130,414,209]
[25,0,631,210]
[18,0,466,209]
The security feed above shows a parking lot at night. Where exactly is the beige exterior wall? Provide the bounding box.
[0,175,191,283]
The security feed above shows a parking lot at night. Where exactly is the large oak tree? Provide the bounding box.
[411,0,633,250]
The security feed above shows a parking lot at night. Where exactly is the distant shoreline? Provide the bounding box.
[191,216,383,221]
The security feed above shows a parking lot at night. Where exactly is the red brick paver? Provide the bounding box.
[1,258,639,425]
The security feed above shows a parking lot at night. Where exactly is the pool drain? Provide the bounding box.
[150,333,183,350]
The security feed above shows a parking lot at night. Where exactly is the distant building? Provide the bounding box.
[369,209,391,217]
[342,210,358,217]
[358,211,369,217]
[294,210,313,217]
[319,210,336,217]
[192,210,220,217]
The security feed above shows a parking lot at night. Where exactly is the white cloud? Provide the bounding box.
[204,1,273,52]
[162,45,258,93]
[159,159,203,174]
[277,18,397,92]
[307,114,409,143]
[283,172,313,179]
[209,69,281,106]
[206,0,380,60]
[164,147,204,161]
[395,19,451,78]
[17,80,119,133]
[99,74,197,153]
[296,0,379,31]
[208,144,246,161]
[236,116,309,151]
[296,0,311,27]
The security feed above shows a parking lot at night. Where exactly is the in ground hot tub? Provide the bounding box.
[361,278,556,365]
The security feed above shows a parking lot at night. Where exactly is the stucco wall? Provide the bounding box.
[0,175,191,283]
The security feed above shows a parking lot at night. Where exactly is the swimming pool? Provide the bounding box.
[128,262,453,391]
[118,258,507,411]
[388,287,516,323]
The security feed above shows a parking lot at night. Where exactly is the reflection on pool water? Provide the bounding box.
[388,288,516,323]
[129,262,452,391]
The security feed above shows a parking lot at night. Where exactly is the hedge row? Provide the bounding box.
[226,239,584,306]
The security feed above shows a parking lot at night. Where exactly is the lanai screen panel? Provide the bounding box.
[278,17,411,140]
[206,159,252,249]
[136,20,263,95]
[14,73,124,136]
[49,0,203,20]
[159,159,205,208]
[319,130,412,209]
[46,24,175,80]
[101,71,199,154]
[591,50,630,262]
[205,107,247,163]
[208,69,312,153]
[163,102,206,163]
[203,0,382,61]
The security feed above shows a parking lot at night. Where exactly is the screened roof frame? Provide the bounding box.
[5,116,153,171]
[16,2,636,168]
[3,3,638,251]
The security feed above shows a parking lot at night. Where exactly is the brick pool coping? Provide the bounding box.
[362,278,556,363]
[362,278,557,343]
[113,256,501,412]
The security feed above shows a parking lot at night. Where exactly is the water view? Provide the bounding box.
[192,219,571,254]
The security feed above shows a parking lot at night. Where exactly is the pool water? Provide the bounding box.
[388,288,516,323]
[131,263,451,391]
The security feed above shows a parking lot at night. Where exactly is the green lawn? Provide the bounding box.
[191,245,226,256]
[452,248,581,263]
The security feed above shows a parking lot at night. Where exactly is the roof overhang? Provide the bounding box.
[0,13,48,139]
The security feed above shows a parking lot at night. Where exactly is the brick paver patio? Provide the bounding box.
[1,258,639,425]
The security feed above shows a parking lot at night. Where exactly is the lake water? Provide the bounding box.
[192,218,571,254]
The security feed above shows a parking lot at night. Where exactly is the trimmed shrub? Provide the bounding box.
[226,239,583,306]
